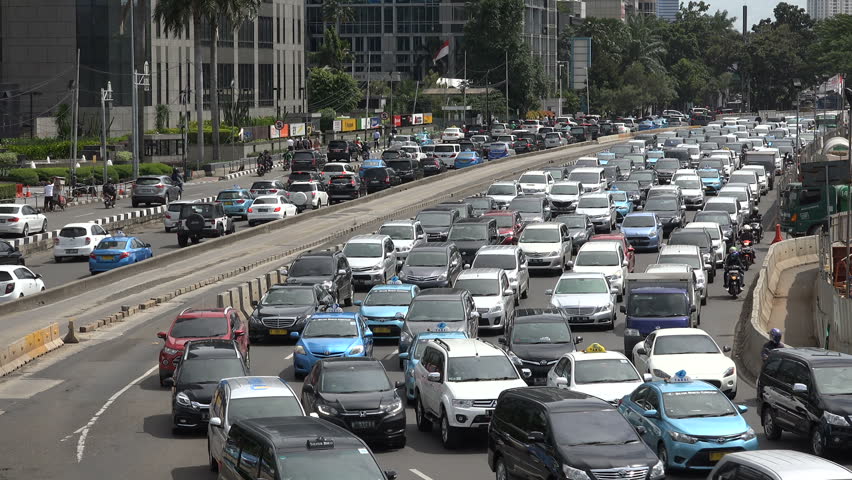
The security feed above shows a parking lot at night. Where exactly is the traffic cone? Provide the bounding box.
[771,224,784,244]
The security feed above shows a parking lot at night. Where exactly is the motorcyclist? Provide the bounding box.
[171,168,184,195]
[263,151,273,170]
[723,246,746,288]
[102,180,117,205]
[739,224,755,244]
[761,328,785,362]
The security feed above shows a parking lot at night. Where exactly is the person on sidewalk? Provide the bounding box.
[762,328,785,362]
[372,129,381,150]
[43,181,54,212]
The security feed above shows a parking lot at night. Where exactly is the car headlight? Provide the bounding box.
[382,398,405,415]
[437,272,448,281]
[669,430,698,444]
[507,351,523,366]
[650,460,665,479]
[348,345,365,355]
[703,254,711,263]
[489,304,504,313]
[176,392,192,408]
[652,368,670,379]
[321,280,333,289]
[723,367,735,377]
[452,399,474,408]
[824,411,850,426]
[162,347,180,356]
[648,230,658,237]
[372,263,383,270]
[594,305,612,314]
[400,330,412,344]
[398,271,408,280]
[562,464,591,480]
[294,345,306,355]
[316,403,339,416]
[398,245,411,252]
[740,427,756,441]
[294,315,307,325]
[548,251,559,257]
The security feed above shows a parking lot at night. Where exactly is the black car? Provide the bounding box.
[488,388,664,480]
[599,122,614,136]
[363,167,402,193]
[436,201,475,220]
[218,416,398,480]
[287,171,324,187]
[513,137,536,154]
[327,174,365,202]
[663,148,691,169]
[499,308,580,385]
[327,139,355,162]
[420,157,445,176]
[291,150,327,172]
[569,126,588,142]
[301,358,406,449]
[249,179,287,196]
[447,217,500,266]
[397,242,464,289]
[461,195,497,217]
[643,194,686,234]
[381,148,411,162]
[459,140,476,153]
[165,339,249,432]
[654,158,680,184]
[759,348,852,457]
[415,208,460,242]
[284,249,354,306]
[0,240,24,265]
[602,166,620,187]
[542,166,569,182]
[386,158,423,183]
[552,214,594,253]
[628,170,658,199]
[248,284,335,341]
[509,195,551,223]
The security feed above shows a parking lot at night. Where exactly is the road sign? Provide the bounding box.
[381,112,389,120]
[274,120,284,130]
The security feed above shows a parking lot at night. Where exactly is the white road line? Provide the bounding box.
[74,364,157,463]
[410,469,434,480]
[74,213,95,218]
[382,349,399,360]
[285,353,293,360]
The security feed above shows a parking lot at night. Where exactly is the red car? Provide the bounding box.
[588,232,636,273]
[156,307,249,386]
[483,209,525,245]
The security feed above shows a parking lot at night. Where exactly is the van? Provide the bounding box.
[703,197,743,229]
[342,234,397,286]
[433,144,461,168]
[567,167,607,193]
[741,165,769,194]
[728,170,761,200]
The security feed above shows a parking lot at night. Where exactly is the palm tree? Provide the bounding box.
[309,27,353,71]
[622,14,666,73]
[321,0,354,33]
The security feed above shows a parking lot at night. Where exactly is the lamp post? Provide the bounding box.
[793,78,802,167]
[101,82,113,183]
[557,63,566,118]
[26,91,42,138]
[584,66,591,115]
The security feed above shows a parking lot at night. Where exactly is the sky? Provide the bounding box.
[704,0,808,30]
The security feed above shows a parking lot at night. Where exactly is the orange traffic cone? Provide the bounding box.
[25,186,31,197]
[771,224,784,244]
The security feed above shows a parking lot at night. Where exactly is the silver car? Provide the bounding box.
[454,268,515,331]
[132,175,181,207]
[470,245,530,302]
[378,219,427,263]
[545,272,617,328]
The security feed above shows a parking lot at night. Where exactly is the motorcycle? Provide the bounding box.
[740,240,756,267]
[257,163,270,176]
[103,193,116,209]
[726,267,743,297]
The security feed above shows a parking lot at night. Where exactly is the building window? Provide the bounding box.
[298,18,302,44]
[165,62,170,104]
[259,16,273,48]
[218,17,234,48]
[396,54,410,64]
[367,37,381,52]
[396,37,410,51]
[354,37,364,52]
[156,62,162,105]
[239,20,254,48]
[238,64,255,93]
[217,63,234,90]
[259,64,273,106]
[276,16,281,44]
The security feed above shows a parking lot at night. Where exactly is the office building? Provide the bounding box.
[656,0,678,21]
[807,0,852,20]
[584,0,637,19]
[637,0,656,15]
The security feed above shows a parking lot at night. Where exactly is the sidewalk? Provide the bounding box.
[772,263,819,347]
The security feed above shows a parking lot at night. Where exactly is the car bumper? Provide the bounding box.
[557,308,615,325]
[328,188,361,200]
[222,206,250,216]
[525,256,562,270]
[89,258,134,272]
[54,245,96,257]
[158,354,181,376]
[0,223,25,234]
[820,422,852,448]
[247,213,286,222]
[173,404,210,429]
[448,406,495,429]
[477,310,506,330]
[132,195,168,204]
[364,320,404,339]
[590,217,612,228]
[625,235,661,250]
[294,351,366,374]
[400,278,451,288]
[317,411,406,443]
[667,438,757,470]
[685,197,705,207]
[249,317,306,339]
[352,270,387,286]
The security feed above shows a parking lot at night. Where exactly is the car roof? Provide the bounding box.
[308,312,358,321]
[415,288,465,299]
[504,387,612,412]
[660,244,700,254]
[454,217,494,225]
[178,307,230,318]
[566,350,630,362]
[185,340,240,359]
[321,357,383,368]
[654,327,708,337]
[427,338,503,357]
[515,308,567,321]
[381,219,417,227]
[414,331,468,341]
[646,263,692,273]
[650,378,720,393]
[684,222,721,230]
[582,192,610,199]
[770,347,852,366]
[223,376,298,400]
[410,242,453,252]
[367,283,417,293]
[346,234,390,244]
[719,450,852,478]
[476,245,520,255]
[577,242,619,252]
[457,268,504,280]
[557,271,607,281]
[237,416,366,451]
[571,167,604,173]
[297,250,338,258]
[524,222,560,230]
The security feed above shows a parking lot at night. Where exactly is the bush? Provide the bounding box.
[0,163,172,184]
[140,163,173,176]
[35,167,70,182]
[115,151,132,164]
[0,183,17,201]
[7,169,39,185]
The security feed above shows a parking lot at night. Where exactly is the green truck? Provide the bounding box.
[781,160,852,236]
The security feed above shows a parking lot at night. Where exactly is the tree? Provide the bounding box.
[623,14,667,73]
[321,0,354,32]
[812,14,852,76]
[155,104,170,131]
[307,67,363,113]
[309,27,353,71]
[670,58,710,108]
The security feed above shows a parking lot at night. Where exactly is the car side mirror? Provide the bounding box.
[521,368,532,379]
[566,260,574,269]
[643,409,659,419]
[399,352,409,360]
[451,260,459,267]
[622,260,629,267]
[394,380,405,389]
[463,263,471,270]
[793,383,808,394]
[209,417,223,428]
[395,312,405,319]
[251,300,259,307]
[234,329,245,338]
[737,405,748,414]
[544,289,553,296]
[290,331,300,338]
[636,347,647,356]
[427,372,442,383]
[527,431,546,443]
[280,268,289,276]
[574,336,583,345]
[162,377,175,387]
[681,205,687,210]
[554,377,568,388]
[635,425,647,435]
[302,384,314,393]
[723,345,731,352]
[690,305,697,313]
[353,300,363,306]
[643,373,653,382]
[337,269,347,275]
[157,331,167,339]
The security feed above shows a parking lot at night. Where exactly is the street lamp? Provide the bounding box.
[793,78,802,166]
[584,66,591,115]
[101,81,113,183]
[557,63,566,118]
[26,91,42,138]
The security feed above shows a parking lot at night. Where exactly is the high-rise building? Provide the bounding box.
[584,0,637,19]
[807,0,852,20]
[637,0,656,15]
[656,0,678,21]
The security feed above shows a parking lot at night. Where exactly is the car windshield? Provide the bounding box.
[509,199,543,213]
[627,293,688,317]
[180,204,216,219]
[321,365,392,393]
[60,227,88,237]
[276,449,386,479]
[813,366,852,395]
[406,300,463,321]
[663,390,736,419]
[405,250,448,267]
[519,174,546,184]
[670,232,711,248]
[551,411,640,446]
[465,198,493,210]
[447,355,518,382]
[630,172,654,181]
[263,288,315,306]
[705,202,736,214]
[136,177,163,186]
[388,160,411,171]
[289,258,333,276]
[289,184,315,193]
[512,322,572,344]
[551,184,579,195]
[688,227,720,241]
[519,228,560,243]
[489,215,515,228]
[577,197,609,208]
[178,358,245,385]
[343,242,383,258]
[730,173,756,184]
[656,159,680,170]
[659,254,701,269]
[302,318,358,338]
[449,224,487,242]
[568,172,601,185]
[653,335,719,355]
[455,278,500,296]
[364,290,413,306]
[379,225,414,240]
[416,212,452,227]
[227,397,303,424]
[575,251,619,267]
[170,316,228,338]
[487,184,517,196]
[435,145,456,153]
[472,254,516,270]
[216,191,243,200]
[623,216,656,228]
[645,198,678,211]
[610,192,628,202]
[491,144,507,152]
[575,359,641,384]
[556,216,587,228]
[695,212,731,226]
[96,240,129,250]
[698,170,719,178]
[555,277,608,294]
[611,145,632,154]
[675,179,702,189]
[544,170,564,180]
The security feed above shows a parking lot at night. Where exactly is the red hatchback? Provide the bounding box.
[483,209,525,245]
[589,232,636,273]
[156,307,249,386]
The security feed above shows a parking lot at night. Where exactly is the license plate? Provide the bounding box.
[269,329,289,335]
[66,249,78,254]
[258,208,269,212]
[201,411,210,421]
[533,377,547,385]
[351,420,374,430]
[373,327,391,333]
[709,452,728,462]
[101,255,114,261]
[224,201,233,205]
[0,219,5,223]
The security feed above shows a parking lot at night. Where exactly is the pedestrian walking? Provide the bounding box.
[43,181,54,211]
[372,129,381,150]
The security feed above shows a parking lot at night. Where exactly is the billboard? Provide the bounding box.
[333,120,342,132]
[569,37,592,91]
[290,123,306,136]
[342,119,357,131]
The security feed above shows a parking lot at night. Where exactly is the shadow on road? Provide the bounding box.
[171,465,215,480]
[143,413,204,440]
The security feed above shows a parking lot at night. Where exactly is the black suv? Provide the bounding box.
[447,217,499,266]
[248,284,335,341]
[327,173,364,202]
[499,309,580,385]
[488,388,664,480]
[758,347,852,456]
[436,201,475,220]
[301,358,406,449]
[217,416,397,480]
[291,150,327,172]
[363,167,402,193]
[415,207,460,242]
[326,139,355,162]
[164,339,249,432]
[397,242,463,289]
[176,203,235,247]
[386,157,423,183]
[284,250,354,306]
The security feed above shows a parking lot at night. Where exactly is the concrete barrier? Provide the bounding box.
[0,323,63,376]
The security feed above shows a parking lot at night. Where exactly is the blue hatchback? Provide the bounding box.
[89,236,153,274]
[647,150,665,167]
[354,283,420,340]
[697,168,724,195]
[620,212,664,251]
[291,312,373,377]
[359,159,387,179]
[216,188,254,218]
[597,152,616,165]
[609,190,634,220]
[454,151,483,169]
[618,372,757,471]
[399,331,468,401]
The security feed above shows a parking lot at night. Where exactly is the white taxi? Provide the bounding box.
[547,343,649,405]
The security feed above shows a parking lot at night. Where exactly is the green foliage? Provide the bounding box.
[0,137,114,160]
[812,14,852,77]
[308,67,363,113]
[1,163,172,185]
[115,151,133,164]
[6,169,39,185]
[55,103,71,140]
[0,183,17,201]
[319,108,336,131]
[309,27,354,71]
[156,104,171,131]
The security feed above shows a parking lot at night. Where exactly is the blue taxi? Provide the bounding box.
[399,331,467,401]
[358,159,387,179]
[647,150,665,167]
[617,371,757,471]
[89,235,154,274]
[609,189,634,221]
[353,282,419,340]
[291,311,373,377]
[454,151,483,169]
[215,188,254,218]
[697,168,724,195]
[597,152,616,165]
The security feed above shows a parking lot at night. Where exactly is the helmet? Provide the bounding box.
[743,225,752,232]
[729,246,738,254]
[770,328,782,342]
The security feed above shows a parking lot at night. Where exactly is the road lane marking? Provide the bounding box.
[382,349,398,360]
[74,364,157,462]
[285,353,293,359]
[74,213,96,218]
[410,469,434,480]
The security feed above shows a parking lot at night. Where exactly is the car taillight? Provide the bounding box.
[285,192,291,196]
[311,191,316,196]
[85,237,91,245]
[250,189,256,193]
[247,208,253,213]
[236,199,245,204]
[4,283,13,294]
[54,238,60,245]
[119,252,130,259]
[385,177,390,183]
[6,217,19,223]
[89,253,97,259]
[156,184,165,189]
[273,207,282,212]
[350,179,356,186]
[165,213,171,219]
[269,189,278,193]
[208,219,215,224]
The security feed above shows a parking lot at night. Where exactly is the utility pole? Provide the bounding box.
[504,50,509,122]
[71,49,80,187]
[557,63,564,117]
[463,51,467,126]
[412,80,419,115]
[363,55,371,144]
[101,81,113,183]
[182,58,191,179]
[485,70,490,125]
[585,66,590,114]
[845,78,852,298]
[129,0,138,180]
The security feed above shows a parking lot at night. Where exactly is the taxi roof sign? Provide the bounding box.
[306,437,335,450]
[665,369,693,383]
[583,343,607,353]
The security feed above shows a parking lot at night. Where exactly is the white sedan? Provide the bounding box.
[0,204,47,237]
[632,327,738,399]
[441,127,464,142]
[54,222,110,262]
[547,344,649,405]
[0,265,45,302]
[247,195,298,226]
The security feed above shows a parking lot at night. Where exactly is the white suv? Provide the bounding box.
[414,338,529,449]
[454,268,516,331]
[342,234,397,286]
[471,245,530,301]
[378,219,427,264]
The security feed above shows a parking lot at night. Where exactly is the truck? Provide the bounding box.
[743,150,781,181]
[780,160,852,236]
[619,272,700,361]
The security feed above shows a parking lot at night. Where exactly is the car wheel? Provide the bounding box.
[164,226,172,233]
[440,409,459,449]
[177,235,188,248]
[415,395,432,432]
[208,437,219,472]
[55,256,62,263]
[521,284,528,299]
[701,296,707,306]
[495,458,510,480]
[20,224,28,237]
[762,407,782,440]
[812,426,827,457]
[248,221,255,227]
[132,200,139,208]
[40,219,47,233]
[216,225,224,237]
[657,442,669,468]
[191,236,200,245]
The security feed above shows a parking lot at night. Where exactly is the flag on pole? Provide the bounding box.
[433,40,450,64]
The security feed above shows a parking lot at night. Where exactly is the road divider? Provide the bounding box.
[0,323,62,376]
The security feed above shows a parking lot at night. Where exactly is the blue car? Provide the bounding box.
[488,142,511,160]
[454,151,483,169]
[647,150,665,167]
[609,190,634,220]
[354,283,420,340]
[89,236,153,274]
[638,120,656,131]
[597,152,616,165]
[697,168,724,195]
[216,188,254,218]
[618,371,757,471]
[620,212,664,251]
[292,312,374,377]
[359,159,387,179]
[399,331,468,401]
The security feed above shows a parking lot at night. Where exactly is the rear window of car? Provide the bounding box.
[136,177,162,185]
[293,152,315,161]
[364,168,388,179]
[388,160,411,170]
[331,176,355,184]
[289,184,316,192]
[251,182,274,189]
[289,173,311,182]
[217,191,244,200]
[0,272,12,281]
[180,204,216,218]
[328,141,347,148]
[96,240,128,250]
[59,227,87,237]
[0,206,19,214]
[253,197,278,205]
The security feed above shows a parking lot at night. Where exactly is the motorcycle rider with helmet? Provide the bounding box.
[739,224,755,244]
[762,328,785,362]
[723,246,746,288]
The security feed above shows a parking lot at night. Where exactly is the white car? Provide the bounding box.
[285,182,328,211]
[454,268,515,331]
[490,123,509,136]
[545,272,617,327]
[342,234,397,286]
[570,242,628,297]
[549,181,583,214]
[320,162,357,181]
[413,337,528,449]
[53,222,110,262]
[378,219,427,263]
[0,204,47,237]
[246,195,297,226]
[471,245,530,301]
[518,222,572,272]
[741,164,769,193]
[518,170,555,196]
[547,344,649,404]
[632,327,737,399]
[485,181,522,209]
[0,265,45,302]
[574,192,616,232]
[400,144,427,161]
[163,199,200,232]
[441,127,464,142]
[673,175,705,209]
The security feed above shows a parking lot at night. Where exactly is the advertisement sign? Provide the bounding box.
[413,114,423,125]
[369,117,381,129]
[290,123,306,136]
[333,120,342,132]
[342,119,357,131]
[423,113,433,124]
[269,126,279,139]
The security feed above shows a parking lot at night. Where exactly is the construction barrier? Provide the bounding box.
[0,322,63,376]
